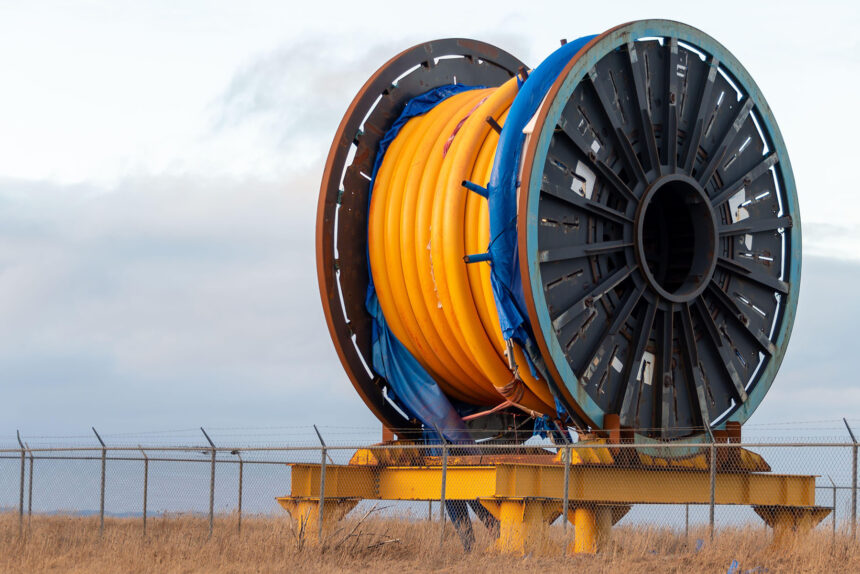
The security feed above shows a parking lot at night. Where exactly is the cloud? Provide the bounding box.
[751,255,860,429]
[204,31,537,175]
[0,173,379,439]
[803,222,860,261]
[208,37,405,170]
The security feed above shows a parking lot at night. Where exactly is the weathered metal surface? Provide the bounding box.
[317,39,523,434]
[519,20,800,441]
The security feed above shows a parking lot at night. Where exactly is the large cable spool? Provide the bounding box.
[317,21,800,444]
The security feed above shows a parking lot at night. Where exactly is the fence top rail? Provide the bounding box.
[0,441,855,454]
[0,454,290,464]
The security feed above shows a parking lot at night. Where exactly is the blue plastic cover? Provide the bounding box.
[365,84,481,444]
[486,36,596,345]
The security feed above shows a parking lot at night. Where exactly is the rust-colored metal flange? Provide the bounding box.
[316,39,524,432]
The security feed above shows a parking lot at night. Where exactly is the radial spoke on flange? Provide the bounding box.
[679,302,712,431]
[717,256,789,294]
[659,304,675,436]
[697,98,755,187]
[626,42,661,176]
[706,281,775,356]
[594,156,639,204]
[586,70,648,186]
[577,283,646,379]
[666,104,679,172]
[664,38,680,171]
[719,216,792,236]
[619,300,658,426]
[681,56,720,174]
[608,283,646,335]
[539,239,632,263]
[556,120,638,204]
[710,152,778,207]
[552,266,634,332]
[692,297,748,402]
[541,179,633,225]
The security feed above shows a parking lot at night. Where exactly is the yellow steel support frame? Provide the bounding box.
[278,463,829,553]
[470,500,628,554]
[276,497,359,536]
[477,499,559,554]
[569,505,624,554]
[753,505,833,546]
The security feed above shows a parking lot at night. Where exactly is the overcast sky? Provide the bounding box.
[0,1,858,445]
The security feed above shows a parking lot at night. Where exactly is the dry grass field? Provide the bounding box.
[1,512,857,573]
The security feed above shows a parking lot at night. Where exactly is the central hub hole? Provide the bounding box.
[641,179,716,298]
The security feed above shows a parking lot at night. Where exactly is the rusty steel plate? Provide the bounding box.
[317,39,523,433]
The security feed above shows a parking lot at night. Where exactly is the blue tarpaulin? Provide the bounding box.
[365,84,481,444]
[486,35,596,345]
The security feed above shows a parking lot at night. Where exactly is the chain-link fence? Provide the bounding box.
[2,429,859,554]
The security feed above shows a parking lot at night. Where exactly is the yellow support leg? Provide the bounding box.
[276,497,359,539]
[572,507,597,554]
[566,506,616,554]
[753,505,831,547]
[478,499,560,554]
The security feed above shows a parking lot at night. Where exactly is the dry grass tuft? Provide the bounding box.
[1,512,857,573]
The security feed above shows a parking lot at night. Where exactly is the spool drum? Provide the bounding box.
[317,22,800,442]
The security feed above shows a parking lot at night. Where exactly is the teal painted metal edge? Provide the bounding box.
[524,19,801,447]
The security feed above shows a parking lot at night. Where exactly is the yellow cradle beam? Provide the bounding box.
[278,461,829,554]
[283,462,818,506]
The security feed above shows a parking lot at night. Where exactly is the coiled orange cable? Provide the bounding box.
[368,78,556,416]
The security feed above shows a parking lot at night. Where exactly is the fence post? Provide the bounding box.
[709,441,716,541]
[828,475,836,546]
[562,445,570,534]
[16,431,24,537]
[26,443,33,526]
[845,419,857,540]
[313,425,328,542]
[138,446,148,536]
[854,445,858,541]
[435,425,448,547]
[201,427,216,539]
[440,442,448,544]
[685,504,689,539]
[232,450,243,534]
[92,427,106,537]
